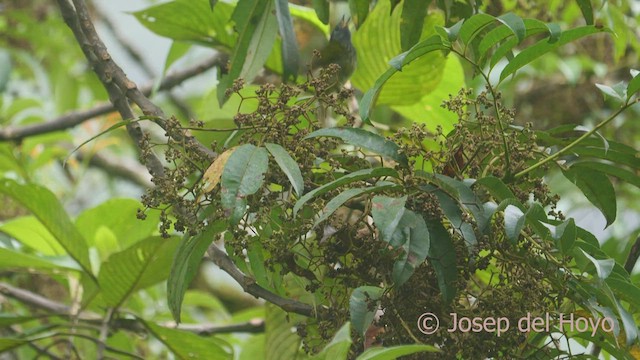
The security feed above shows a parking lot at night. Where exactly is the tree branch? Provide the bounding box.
[205,244,327,319]
[0,55,225,142]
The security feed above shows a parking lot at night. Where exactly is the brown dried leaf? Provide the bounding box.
[202,147,237,193]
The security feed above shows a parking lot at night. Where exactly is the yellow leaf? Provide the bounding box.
[201,147,237,194]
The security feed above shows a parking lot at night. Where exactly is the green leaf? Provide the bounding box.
[221,144,269,224]
[275,0,300,82]
[352,1,447,106]
[162,41,191,77]
[265,304,301,359]
[458,13,495,46]
[626,69,640,99]
[305,127,408,166]
[357,344,439,359]
[579,249,615,281]
[311,0,330,24]
[497,13,525,43]
[76,198,159,251]
[433,189,477,249]
[218,0,278,105]
[575,0,594,25]
[371,196,407,246]
[572,162,640,188]
[0,216,65,255]
[499,25,608,82]
[349,0,370,27]
[311,323,352,360]
[553,218,577,254]
[98,236,180,308]
[132,0,236,46]
[392,211,430,286]
[474,176,517,202]
[209,0,217,11]
[0,315,40,327]
[265,143,304,197]
[168,221,225,323]
[145,321,233,359]
[503,204,525,243]
[400,0,430,51]
[294,167,398,216]
[314,183,398,228]
[0,247,81,272]
[425,217,456,303]
[360,67,396,122]
[595,83,625,102]
[562,167,616,227]
[0,180,92,277]
[350,287,383,337]
[0,338,27,353]
[615,300,639,346]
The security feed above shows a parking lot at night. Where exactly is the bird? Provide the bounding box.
[312,18,357,89]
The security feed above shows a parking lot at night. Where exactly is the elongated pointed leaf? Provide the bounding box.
[275,0,299,82]
[98,236,180,308]
[0,248,80,272]
[626,70,640,99]
[0,180,92,277]
[392,211,430,286]
[311,0,329,24]
[372,196,407,246]
[458,13,495,46]
[294,167,398,216]
[500,25,608,82]
[218,0,277,105]
[576,0,594,25]
[350,286,383,337]
[221,144,269,224]
[562,167,616,227]
[553,218,577,254]
[426,217,456,303]
[265,143,304,197]
[570,161,640,189]
[579,249,615,281]
[497,13,525,43]
[504,205,526,243]
[202,147,237,194]
[305,128,408,166]
[145,321,233,359]
[349,0,369,27]
[314,183,398,228]
[360,67,396,122]
[168,221,226,322]
[433,189,477,249]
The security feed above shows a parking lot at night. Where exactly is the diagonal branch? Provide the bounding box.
[0,55,225,142]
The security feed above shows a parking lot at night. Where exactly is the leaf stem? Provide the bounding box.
[513,101,633,179]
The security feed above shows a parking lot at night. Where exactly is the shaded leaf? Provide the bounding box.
[0,339,27,353]
[350,286,383,337]
[371,195,408,246]
[265,143,304,197]
[305,127,408,166]
[312,0,330,24]
[458,13,495,46]
[294,167,398,216]
[553,218,577,254]
[145,321,233,359]
[221,144,269,224]
[168,221,226,322]
[218,0,278,105]
[576,0,594,25]
[562,167,616,227]
[393,210,430,286]
[0,180,92,277]
[433,189,477,249]
[265,303,300,360]
[349,0,370,27]
[626,69,640,99]
[275,0,300,82]
[400,0,430,51]
[579,249,615,281]
[497,13,525,43]
[426,217,456,303]
[499,25,608,82]
[311,322,352,360]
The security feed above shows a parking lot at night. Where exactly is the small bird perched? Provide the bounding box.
[312,18,357,88]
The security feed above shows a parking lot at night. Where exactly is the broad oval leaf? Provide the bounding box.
[371,195,407,246]
[0,180,92,277]
[265,143,304,197]
[265,303,300,359]
[400,0,429,51]
[562,167,616,227]
[221,144,269,224]
[305,127,408,166]
[293,167,399,216]
[350,286,383,337]
[392,210,430,286]
[98,236,180,308]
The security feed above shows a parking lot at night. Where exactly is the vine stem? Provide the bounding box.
[513,100,635,179]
